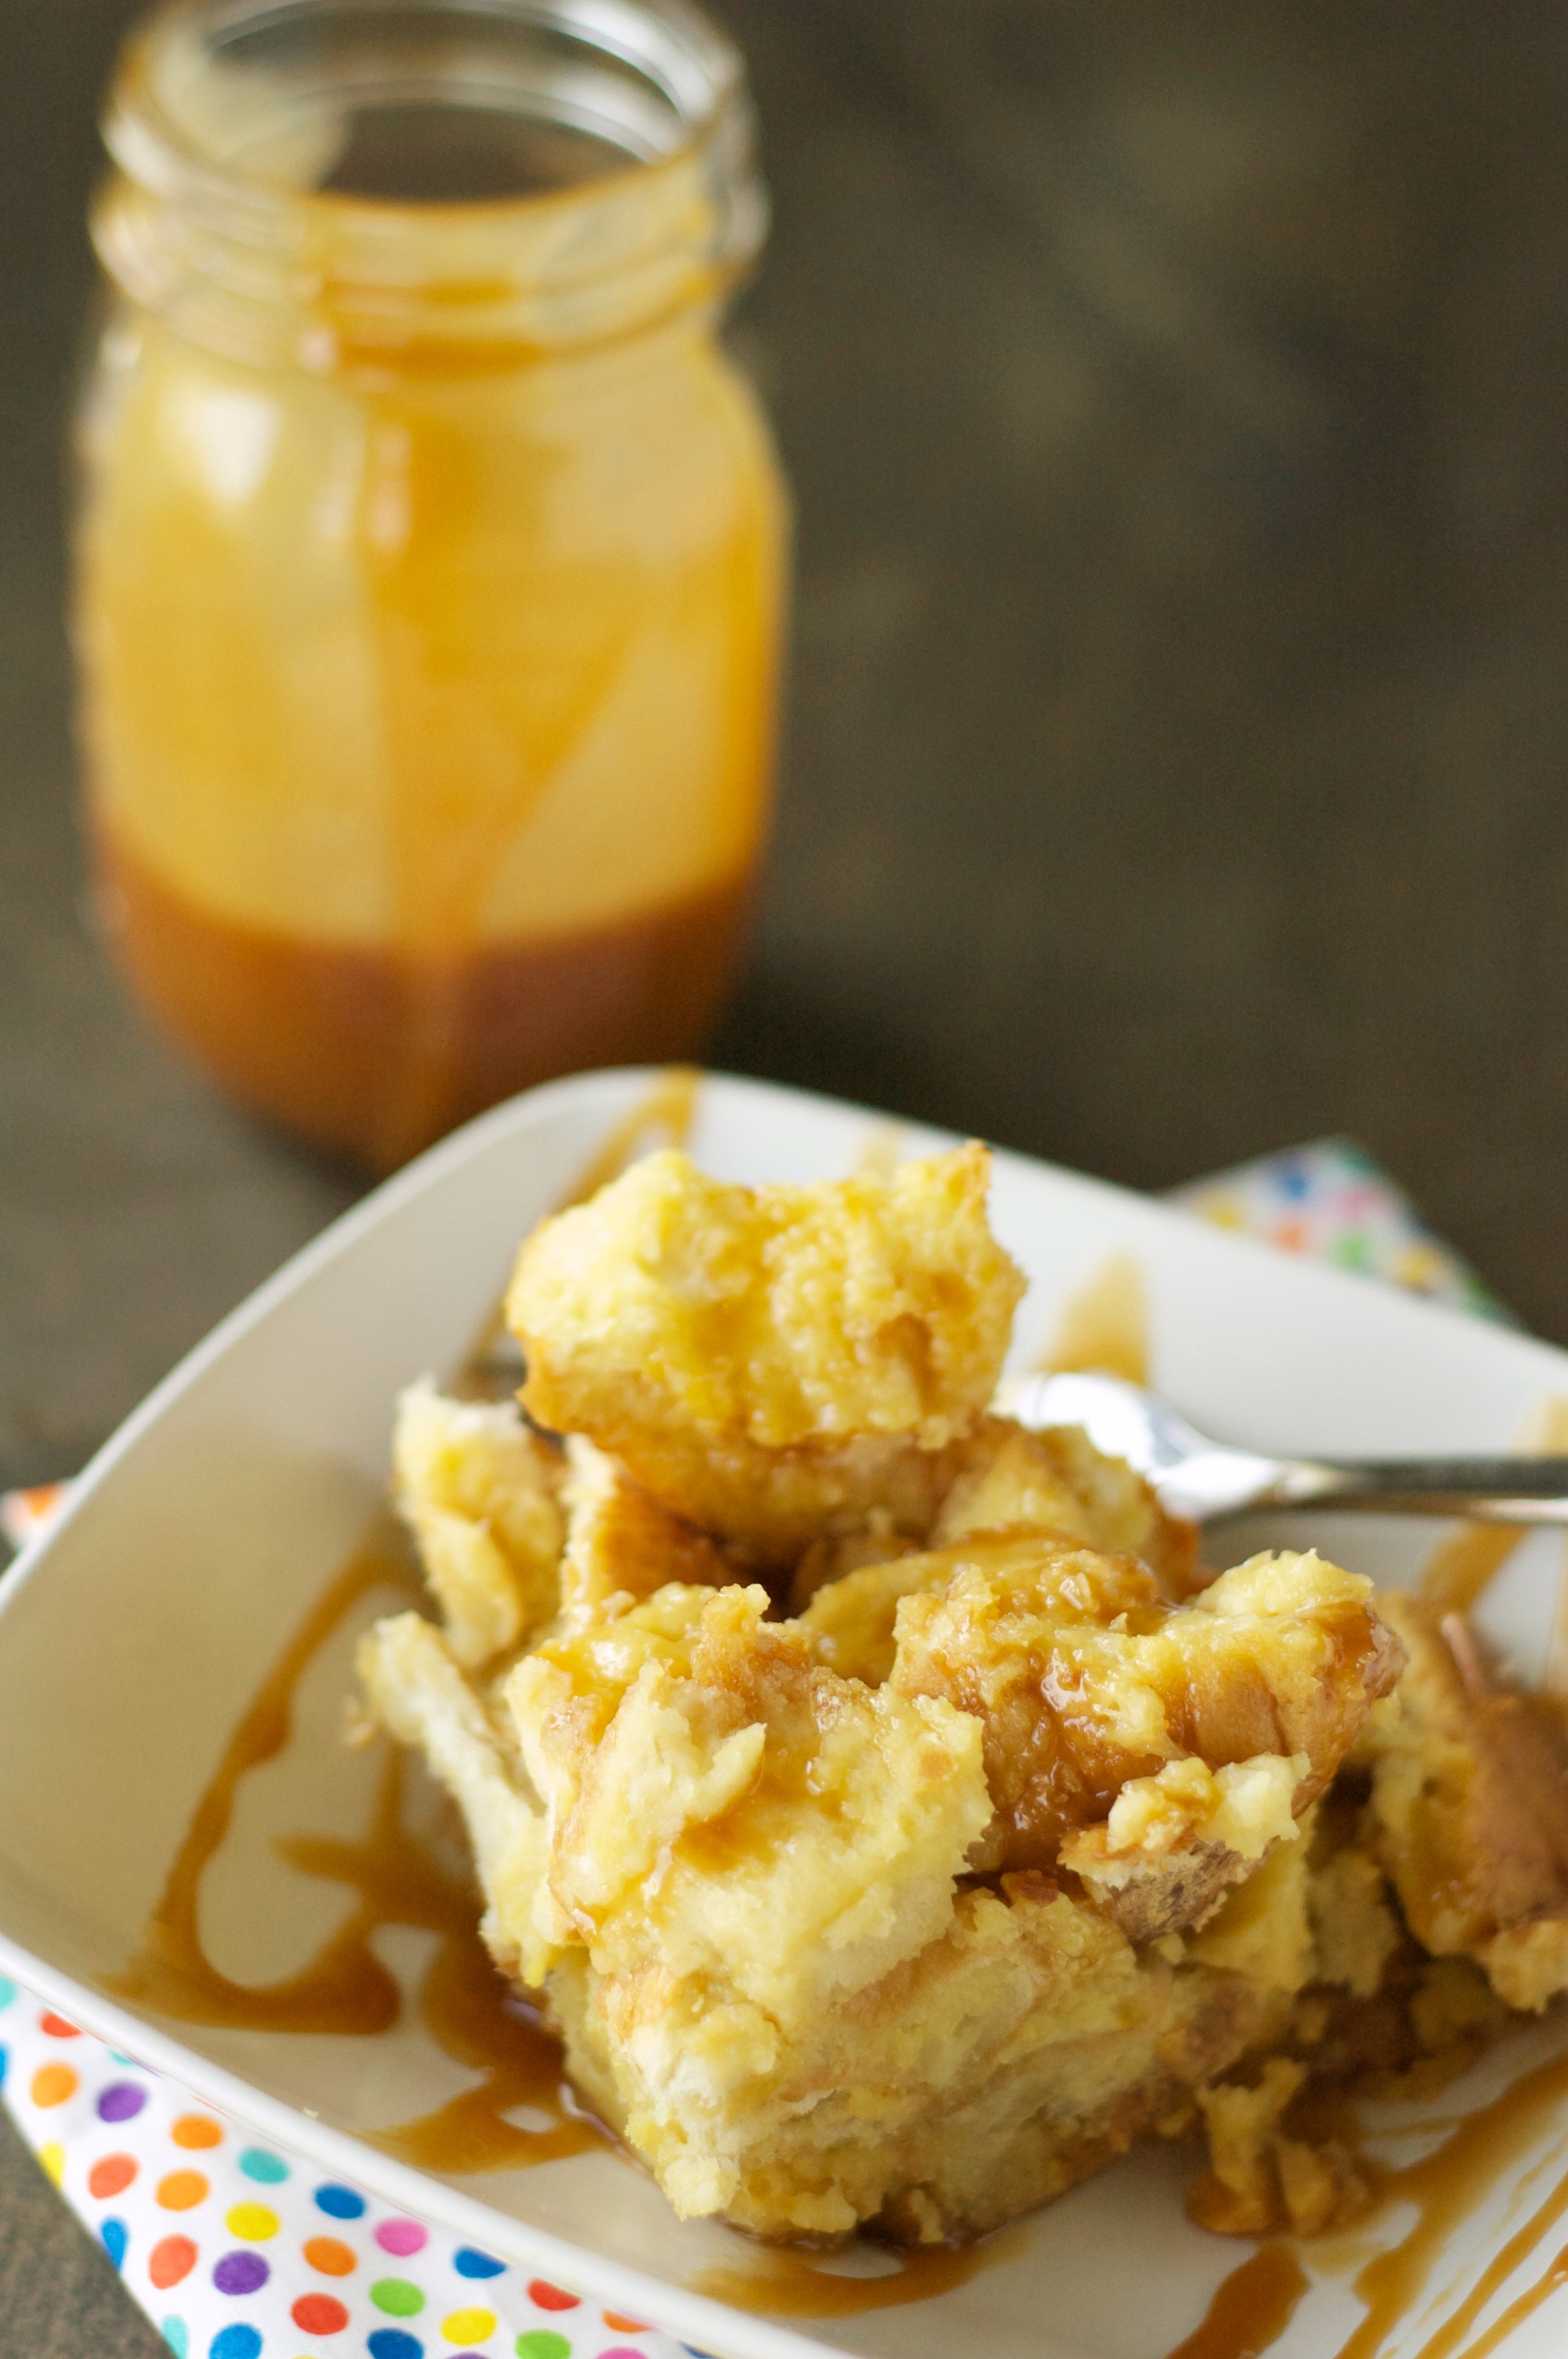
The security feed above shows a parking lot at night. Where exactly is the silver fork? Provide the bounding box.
[1003,1371,1568,1528]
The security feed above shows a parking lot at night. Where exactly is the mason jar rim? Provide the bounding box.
[93,0,767,364]
[101,0,758,249]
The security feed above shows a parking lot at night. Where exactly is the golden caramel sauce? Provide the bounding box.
[104,1518,597,2168]
[1420,1396,1568,1617]
[693,2232,1019,2319]
[1421,1525,1528,1619]
[1172,2047,1568,2359]
[448,1066,702,1403]
[555,1065,702,1209]
[99,823,739,1173]
[1399,2157,1568,2359]
[1163,2246,1308,2359]
[1544,1544,1568,1706]
[1440,2235,1568,2359]
[1334,2051,1568,2359]
[1040,1252,1149,1384]
[345,1783,599,2174]
[104,1532,414,2033]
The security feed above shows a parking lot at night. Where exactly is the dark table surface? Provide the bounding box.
[5,1,1568,2345]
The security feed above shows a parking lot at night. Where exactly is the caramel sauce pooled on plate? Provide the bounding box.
[104,1520,596,2168]
[105,1532,412,2036]
[1165,2046,1568,2359]
[1419,1398,1568,1618]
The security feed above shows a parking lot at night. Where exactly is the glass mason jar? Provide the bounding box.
[75,0,787,1170]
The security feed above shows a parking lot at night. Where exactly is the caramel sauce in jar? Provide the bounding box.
[76,0,786,1171]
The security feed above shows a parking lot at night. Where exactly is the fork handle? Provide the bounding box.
[1251,1456,1568,1522]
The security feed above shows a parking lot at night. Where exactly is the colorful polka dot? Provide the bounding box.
[0,2046,7,2088]
[30,2061,78,2106]
[441,2312,497,2348]
[156,2169,209,2211]
[172,2114,223,2148]
[0,1974,16,2008]
[98,2081,147,2123]
[150,2235,198,2289]
[376,2218,428,2257]
[0,1985,643,2359]
[224,2201,279,2241]
[88,2151,138,2198]
[527,2283,579,2313]
[304,2234,357,2276]
[368,2334,425,2359]
[371,2278,426,2317]
[293,2291,350,2335]
[213,2250,269,2296]
[314,2183,365,2219]
[209,2328,263,2359]
[454,2248,505,2278]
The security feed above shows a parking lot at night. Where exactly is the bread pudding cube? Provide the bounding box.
[506,1144,1024,1560]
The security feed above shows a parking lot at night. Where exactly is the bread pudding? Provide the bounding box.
[359,1143,1568,2247]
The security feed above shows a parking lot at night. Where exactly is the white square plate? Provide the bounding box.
[3,1067,1568,2359]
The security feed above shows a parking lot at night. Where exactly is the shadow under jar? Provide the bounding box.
[75,0,787,1170]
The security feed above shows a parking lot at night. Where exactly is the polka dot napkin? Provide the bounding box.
[0,1979,683,2359]
[0,1136,1512,2354]
[1167,1136,1513,1324]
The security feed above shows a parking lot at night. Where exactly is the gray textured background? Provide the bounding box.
[5,2,1568,2345]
